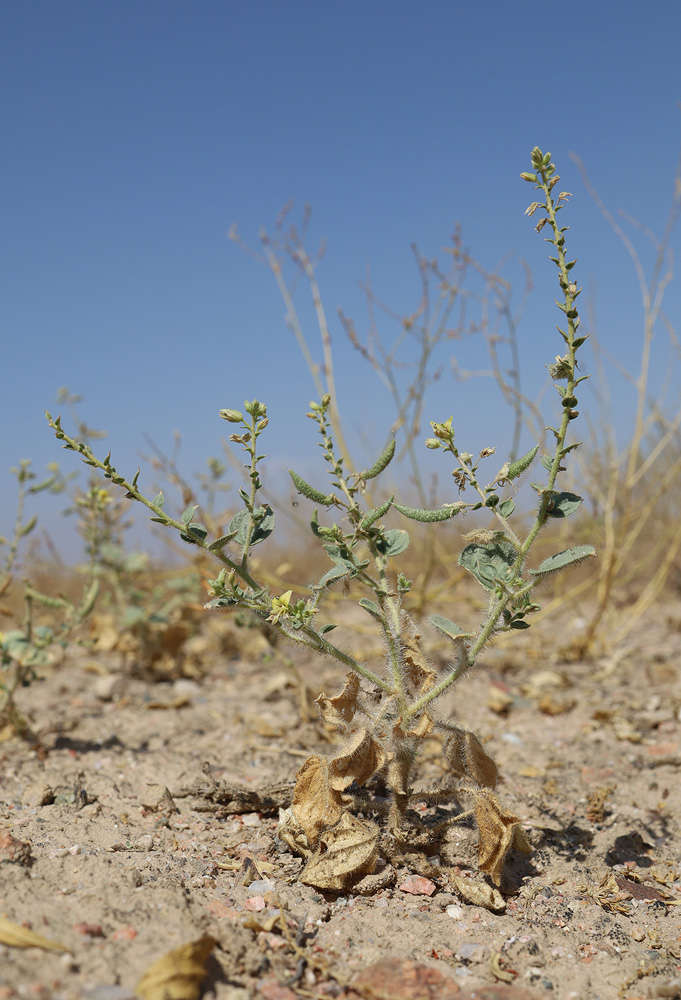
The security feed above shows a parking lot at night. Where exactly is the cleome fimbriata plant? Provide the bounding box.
[46,148,595,906]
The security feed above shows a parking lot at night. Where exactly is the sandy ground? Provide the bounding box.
[1,601,681,1000]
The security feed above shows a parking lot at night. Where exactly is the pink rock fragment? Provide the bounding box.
[398,876,437,896]
[244,894,266,911]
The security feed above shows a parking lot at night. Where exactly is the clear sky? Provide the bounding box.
[3,1,681,557]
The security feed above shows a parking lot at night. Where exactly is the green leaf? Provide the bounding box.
[318,624,337,634]
[429,614,472,642]
[229,506,275,547]
[358,598,382,621]
[289,470,335,506]
[360,438,396,480]
[152,491,165,510]
[323,544,356,571]
[510,620,532,630]
[459,538,518,591]
[506,444,538,480]
[393,502,463,522]
[530,544,596,576]
[540,454,553,471]
[498,498,515,518]
[316,565,351,588]
[376,528,409,558]
[19,514,38,538]
[181,505,198,525]
[185,522,208,542]
[546,492,583,518]
[148,516,166,524]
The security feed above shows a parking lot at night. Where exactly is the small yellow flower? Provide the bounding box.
[268,590,293,625]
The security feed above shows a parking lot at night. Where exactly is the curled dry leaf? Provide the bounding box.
[136,933,216,1000]
[300,812,379,892]
[0,917,67,952]
[445,729,498,788]
[315,672,360,727]
[291,756,343,844]
[277,806,311,858]
[328,729,385,791]
[401,617,437,696]
[449,873,506,912]
[472,789,531,885]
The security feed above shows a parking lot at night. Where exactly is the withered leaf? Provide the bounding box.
[0,917,67,952]
[315,672,360,727]
[472,789,528,885]
[328,729,385,790]
[300,812,379,892]
[449,873,506,912]
[401,618,436,696]
[291,756,343,845]
[445,729,498,788]
[277,806,312,858]
[137,934,216,1000]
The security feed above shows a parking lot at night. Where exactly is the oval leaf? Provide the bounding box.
[530,544,596,576]
[546,491,583,518]
[377,528,409,557]
[459,539,517,590]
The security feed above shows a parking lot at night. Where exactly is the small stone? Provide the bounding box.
[81,987,137,1000]
[352,958,461,999]
[72,922,105,937]
[631,926,646,942]
[93,675,125,701]
[241,813,262,828]
[136,835,154,852]
[0,829,32,866]
[399,876,437,896]
[21,783,55,807]
[248,879,275,895]
[457,941,487,963]
[111,925,138,941]
[446,904,465,920]
[245,895,266,911]
[258,977,298,1000]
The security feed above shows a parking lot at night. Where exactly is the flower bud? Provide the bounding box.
[219,409,243,423]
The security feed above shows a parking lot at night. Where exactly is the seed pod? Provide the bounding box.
[289,470,336,506]
[393,502,463,523]
[360,439,395,481]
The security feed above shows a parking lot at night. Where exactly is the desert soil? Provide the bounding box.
[1,600,681,1000]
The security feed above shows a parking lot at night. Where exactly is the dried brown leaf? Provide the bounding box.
[136,934,216,1000]
[449,873,506,912]
[445,729,498,788]
[472,789,526,885]
[315,672,360,727]
[291,756,343,845]
[401,618,436,695]
[328,729,385,791]
[300,812,379,892]
[0,917,67,952]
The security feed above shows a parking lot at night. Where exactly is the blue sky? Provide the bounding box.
[2,1,681,558]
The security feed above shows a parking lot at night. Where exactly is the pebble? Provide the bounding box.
[136,835,154,852]
[21,783,55,808]
[248,879,275,895]
[457,941,486,963]
[501,732,523,745]
[398,876,437,896]
[81,987,136,1000]
[446,903,465,919]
